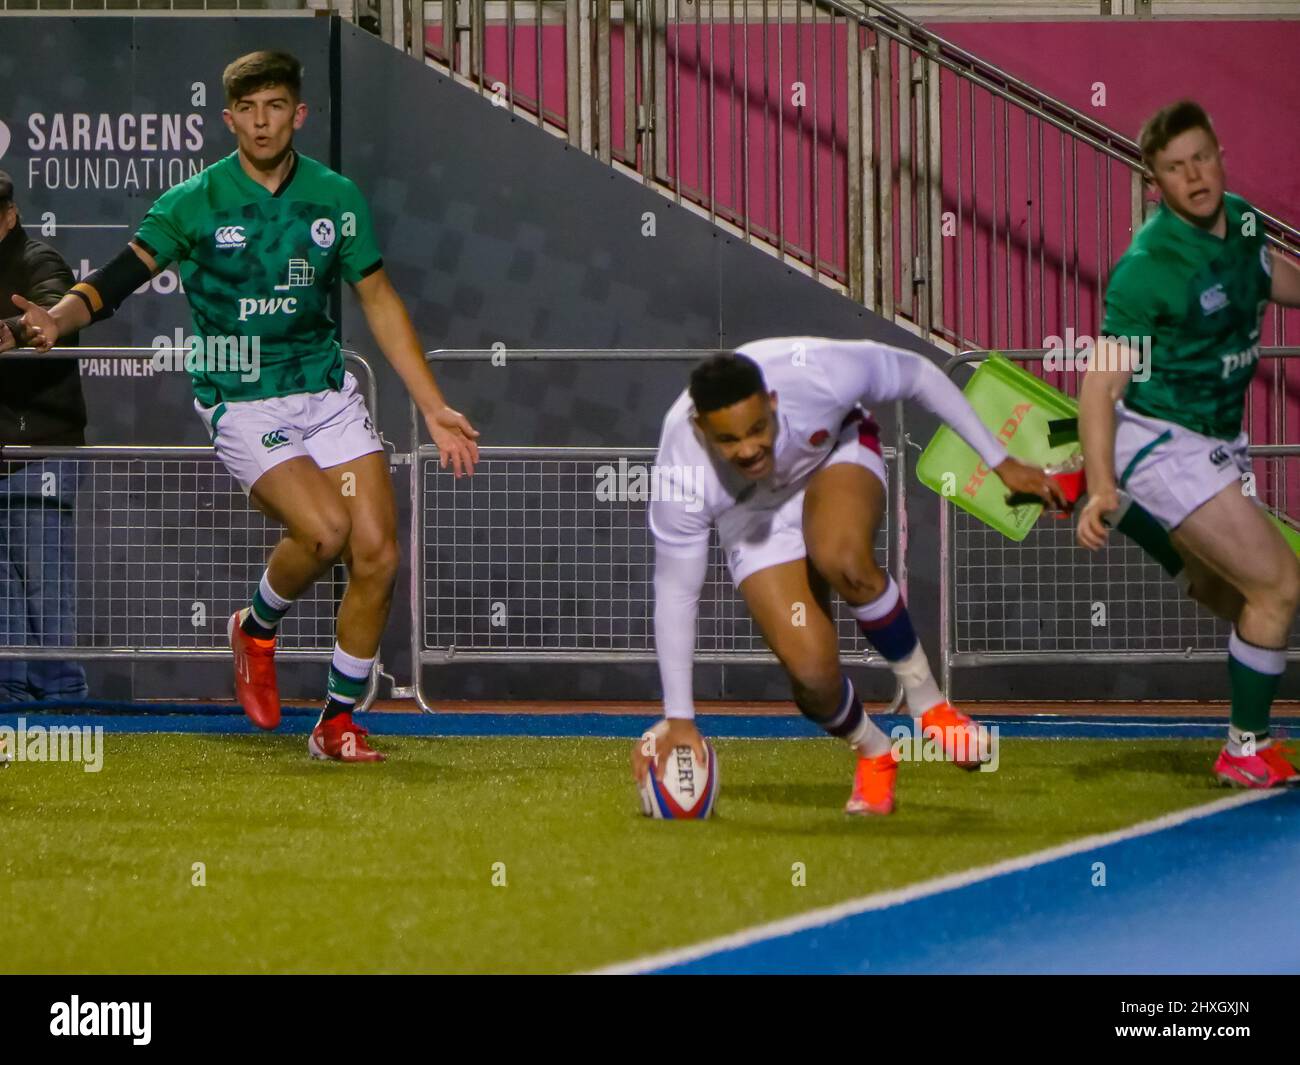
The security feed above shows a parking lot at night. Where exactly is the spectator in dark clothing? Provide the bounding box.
[0,170,88,702]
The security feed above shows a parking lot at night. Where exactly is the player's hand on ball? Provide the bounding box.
[1077,487,1120,552]
[632,718,706,784]
[425,405,481,478]
[10,294,57,353]
[994,457,1068,511]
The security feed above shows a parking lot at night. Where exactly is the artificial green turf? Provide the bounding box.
[0,734,1229,974]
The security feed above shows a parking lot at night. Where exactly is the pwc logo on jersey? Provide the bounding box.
[1220,344,1260,379]
[214,225,247,249]
[237,296,298,321]
[1199,283,1229,316]
[262,430,291,451]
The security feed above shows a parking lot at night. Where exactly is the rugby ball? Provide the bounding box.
[639,741,719,819]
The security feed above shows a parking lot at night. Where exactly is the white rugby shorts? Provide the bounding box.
[719,411,888,587]
[1113,402,1250,531]
[195,371,383,494]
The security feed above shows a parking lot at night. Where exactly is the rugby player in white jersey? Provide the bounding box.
[633,338,1066,814]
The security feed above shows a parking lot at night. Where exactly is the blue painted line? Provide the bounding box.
[0,711,812,738]
[0,710,1262,739]
[5,700,318,717]
[652,790,1300,974]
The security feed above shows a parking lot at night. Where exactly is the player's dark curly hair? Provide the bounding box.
[223,51,303,105]
[1138,100,1217,171]
[689,352,767,415]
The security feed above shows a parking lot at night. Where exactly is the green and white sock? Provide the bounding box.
[242,571,293,638]
[323,644,375,721]
[1226,628,1285,756]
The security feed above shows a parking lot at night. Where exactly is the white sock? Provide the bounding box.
[1227,723,1271,757]
[259,571,294,612]
[823,679,893,758]
[846,713,894,758]
[891,643,945,716]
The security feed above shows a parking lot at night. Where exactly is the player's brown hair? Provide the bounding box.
[223,51,303,105]
[1138,100,1218,171]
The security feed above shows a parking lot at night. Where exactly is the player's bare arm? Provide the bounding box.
[351,267,480,478]
[1076,338,1135,551]
[1268,246,1300,307]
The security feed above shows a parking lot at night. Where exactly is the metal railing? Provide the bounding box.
[411,0,1300,360]
[408,349,907,712]
[0,1,316,10]
[0,348,384,708]
[2,344,909,713]
[937,348,1300,692]
[9,342,1297,709]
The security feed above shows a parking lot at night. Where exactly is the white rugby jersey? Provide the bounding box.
[648,336,1009,719]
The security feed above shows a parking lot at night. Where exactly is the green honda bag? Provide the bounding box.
[916,353,1079,541]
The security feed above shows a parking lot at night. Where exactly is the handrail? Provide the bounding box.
[1,347,385,441]
[949,345,1300,367]
[826,0,1300,249]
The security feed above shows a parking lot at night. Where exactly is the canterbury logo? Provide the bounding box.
[1199,283,1228,315]
[215,226,247,248]
[261,430,290,449]
[1209,446,1230,468]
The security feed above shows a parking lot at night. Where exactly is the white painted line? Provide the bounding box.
[588,788,1285,974]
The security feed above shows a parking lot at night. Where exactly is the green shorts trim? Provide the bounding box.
[1118,428,1172,490]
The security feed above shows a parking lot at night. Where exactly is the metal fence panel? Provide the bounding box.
[940,349,1300,686]
[410,349,906,711]
[0,351,383,710]
[417,446,892,658]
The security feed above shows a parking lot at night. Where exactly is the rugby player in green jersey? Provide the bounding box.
[3,51,480,761]
[1076,100,1300,787]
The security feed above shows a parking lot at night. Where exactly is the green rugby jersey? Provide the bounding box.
[1102,191,1273,440]
[134,150,383,405]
